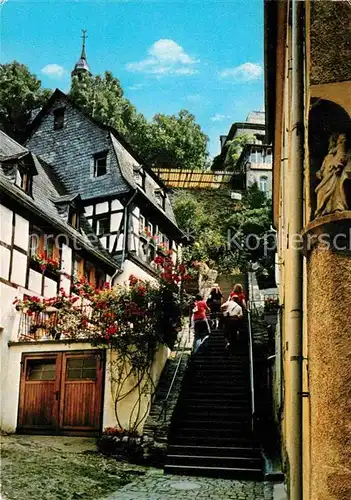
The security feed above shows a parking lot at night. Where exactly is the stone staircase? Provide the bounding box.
[164,328,263,479]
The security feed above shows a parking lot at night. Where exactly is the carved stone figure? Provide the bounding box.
[315,133,351,217]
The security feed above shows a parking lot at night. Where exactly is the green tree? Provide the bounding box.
[0,62,51,143]
[172,183,273,276]
[212,133,255,171]
[145,110,208,170]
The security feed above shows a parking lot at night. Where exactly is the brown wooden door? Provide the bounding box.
[18,353,60,431]
[59,352,104,433]
[18,351,104,435]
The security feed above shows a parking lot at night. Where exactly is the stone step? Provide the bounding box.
[173,427,252,439]
[166,454,262,469]
[169,435,258,447]
[175,419,251,430]
[167,444,261,458]
[164,464,263,480]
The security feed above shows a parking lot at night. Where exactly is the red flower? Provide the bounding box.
[106,324,118,335]
[178,264,186,274]
[154,256,164,265]
[129,275,139,286]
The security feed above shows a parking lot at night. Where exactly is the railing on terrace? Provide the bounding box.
[247,308,256,433]
[17,304,96,341]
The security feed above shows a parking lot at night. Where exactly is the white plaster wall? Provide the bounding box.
[10,251,27,287]
[102,344,169,432]
[132,206,140,219]
[0,283,21,431]
[28,269,42,295]
[0,246,11,280]
[109,235,116,252]
[116,234,124,251]
[61,244,72,275]
[111,199,123,211]
[14,214,29,251]
[115,259,157,285]
[100,236,107,248]
[44,277,57,297]
[84,205,93,217]
[60,276,71,295]
[95,202,109,214]
[0,204,13,245]
[110,212,122,232]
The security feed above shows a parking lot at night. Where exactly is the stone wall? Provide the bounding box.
[307,245,351,500]
[142,347,191,450]
[310,1,351,86]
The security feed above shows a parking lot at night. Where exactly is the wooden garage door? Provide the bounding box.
[17,351,104,435]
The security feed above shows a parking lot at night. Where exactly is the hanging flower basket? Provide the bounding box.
[31,252,60,273]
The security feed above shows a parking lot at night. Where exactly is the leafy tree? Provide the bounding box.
[0,62,51,143]
[145,110,208,170]
[212,133,255,171]
[224,134,255,170]
[172,183,274,277]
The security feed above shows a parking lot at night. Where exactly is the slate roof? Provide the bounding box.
[0,131,118,272]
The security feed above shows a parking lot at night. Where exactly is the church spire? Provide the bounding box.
[80,29,87,60]
[71,29,91,78]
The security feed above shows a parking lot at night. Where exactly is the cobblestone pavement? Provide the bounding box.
[106,468,274,500]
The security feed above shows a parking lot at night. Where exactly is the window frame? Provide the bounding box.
[93,151,108,178]
[53,107,65,130]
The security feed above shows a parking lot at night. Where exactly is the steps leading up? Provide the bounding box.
[165,326,263,480]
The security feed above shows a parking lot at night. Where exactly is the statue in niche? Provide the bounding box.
[315,133,351,217]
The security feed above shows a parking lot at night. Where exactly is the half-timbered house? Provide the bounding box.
[0,125,173,435]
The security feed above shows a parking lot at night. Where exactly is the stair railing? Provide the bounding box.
[247,307,256,432]
[158,333,188,422]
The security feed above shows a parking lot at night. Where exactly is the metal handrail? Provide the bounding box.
[247,308,256,432]
[158,334,188,422]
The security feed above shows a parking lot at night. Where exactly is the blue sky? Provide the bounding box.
[1,0,264,157]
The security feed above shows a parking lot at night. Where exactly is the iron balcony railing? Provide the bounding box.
[247,308,256,433]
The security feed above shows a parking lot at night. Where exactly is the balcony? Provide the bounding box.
[17,304,96,342]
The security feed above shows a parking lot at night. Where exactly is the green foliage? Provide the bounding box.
[224,134,255,170]
[212,133,255,171]
[173,183,273,276]
[0,61,51,143]
[145,110,208,169]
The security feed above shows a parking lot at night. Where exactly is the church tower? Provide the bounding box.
[71,30,91,78]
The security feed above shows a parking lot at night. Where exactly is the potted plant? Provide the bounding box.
[264,296,279,325]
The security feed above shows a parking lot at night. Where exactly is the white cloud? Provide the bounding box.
[128,83,147,91]
[41,64,65,79]
[219,62,263,82]
[210,113,230,122]
[126,39,199,76]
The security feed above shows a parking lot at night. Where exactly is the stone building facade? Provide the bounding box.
[265,1,351,499]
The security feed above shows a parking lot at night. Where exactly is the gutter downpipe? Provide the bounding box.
[290,1,304,499]
[110,189,138,285]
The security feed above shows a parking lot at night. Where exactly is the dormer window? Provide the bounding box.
[155,188,166,210]
[68,207,79,229]
[93,152,107,177]
[15,168,33,195]
[53,108,65,130]
[133,166,145,190]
